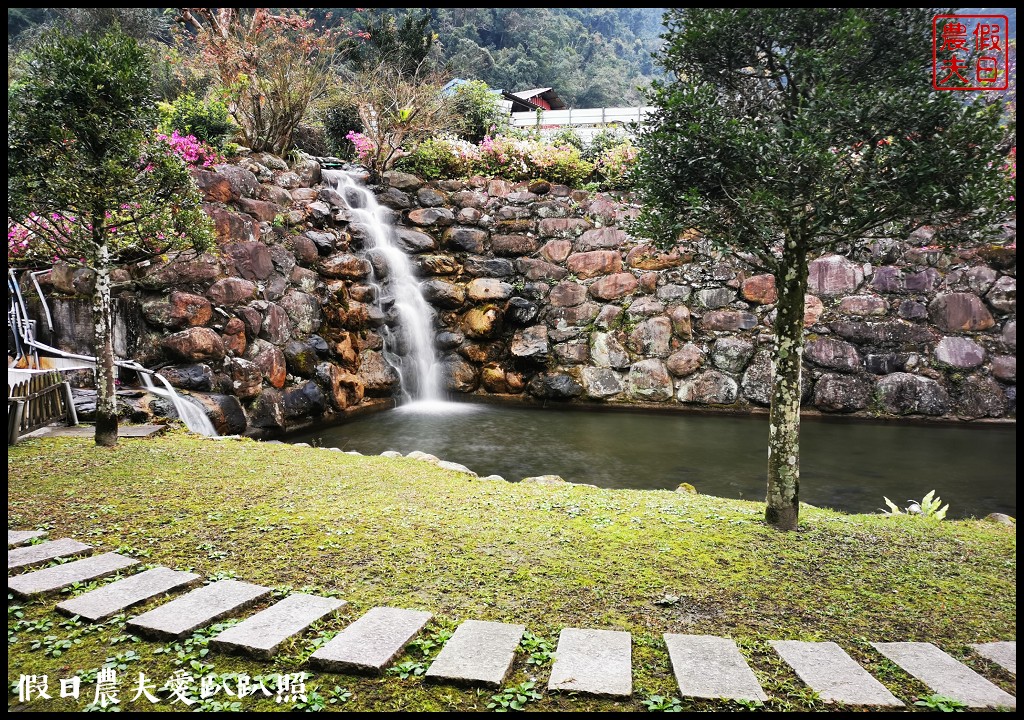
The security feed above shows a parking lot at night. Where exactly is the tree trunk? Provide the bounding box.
[765,240,809,530]
[92,245,118,447]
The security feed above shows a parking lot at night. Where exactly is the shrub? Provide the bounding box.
[394,136,476,179]
[154,131,223,168]
[549,126,585,152]
[595,140,639,190]
[322,101,364,159]
[448,80,510,142]
[157,93,235,148]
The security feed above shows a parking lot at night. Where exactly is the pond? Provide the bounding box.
[287,401,1017,520]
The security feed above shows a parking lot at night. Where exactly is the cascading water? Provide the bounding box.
[136,371,218,437]
[321,169,447,406]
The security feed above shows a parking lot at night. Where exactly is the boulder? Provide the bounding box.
[246,339,287,389]
[224,357,263,400]
[711,337,755,374]
[677,370,739,405]
[626,359,674,402]
[741,274,777,304]
[567,250,622,279]
[160,364,214,392]
[162,327,225,362]
[462,306,503,339]
[929,293,995,332]
[589,273,638,300]
[874,373,949,416]
[805,338,861,372]
[359,350,401,394]
[491,234,541,256]
[467,278,514,302]
[667,344,705,377]
[283,381,328,419]
[813,373,871,413]
[933,336,985,369]
[394,228,438,253]
[580,367,624,399]
[528,373,584,400]
[549,282,588,308]
[142,291,212,330]
[440,355,479,393]
[807,254,864,295]
[700,310,758,332]
[510,325,549,360]
[627,317,673,357]
[540,239,573,263]
[443,226,488,253]
[422,280,467,309]
[953,376,1007,419]
[516,258,568,281]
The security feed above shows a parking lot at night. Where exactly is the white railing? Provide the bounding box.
[510,106,656,129]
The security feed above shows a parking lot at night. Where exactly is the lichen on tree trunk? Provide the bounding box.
[765,240,808,531]
[92,245,118,447]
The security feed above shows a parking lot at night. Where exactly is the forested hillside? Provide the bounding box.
[315,8,667,107]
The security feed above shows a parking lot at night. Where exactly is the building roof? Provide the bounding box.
[510,87,566,110]
[442,78,543,112]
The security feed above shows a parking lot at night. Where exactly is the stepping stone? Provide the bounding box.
[9,553,139,597]
[872,641,1016,709]
[970,641,1016,675]
[8,538,92,571]
[56,567,201,621]
[210,593,347,659]
[127,579,271,639]
[425,620,526,687]
[309,606,432,674]
[664,634,768,702]
[771,640,903,707]
[548,628,632,697]
[8,530,47,548]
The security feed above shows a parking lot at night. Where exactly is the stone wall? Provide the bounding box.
[27,155,1015,437]
[378,172,1015,421]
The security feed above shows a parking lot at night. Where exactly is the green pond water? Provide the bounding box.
[287,401,1016,520]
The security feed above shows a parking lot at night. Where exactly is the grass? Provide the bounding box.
[7,430,1016,712]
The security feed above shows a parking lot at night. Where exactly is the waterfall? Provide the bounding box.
[321,169,444,405]
[137,371,218,437]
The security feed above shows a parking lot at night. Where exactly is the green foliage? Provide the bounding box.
[913,694,968,712]
[387,660,427,679]
[634,8,1010,254]
[347,10,438,77]
[518,631,554,665]
[549,127,585,152]
[487,681,543,711]
[449,80,510,142]
[882,490,950,520]
[642,694,684,712]
[8,27,215,265]
[322,101,364,158]
[394,136,475,180]
[630,8,1011,530]
[157,93,236,148]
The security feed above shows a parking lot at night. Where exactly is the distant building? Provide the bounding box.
[441,78,545,113]
[507,87,566,111]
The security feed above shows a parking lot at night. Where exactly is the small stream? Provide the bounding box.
[288,403,1016,520]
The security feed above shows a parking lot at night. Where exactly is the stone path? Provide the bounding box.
[56,567,201,621]
[8,530,48,548]
[7,528,1017,708]
[211,593,347,659]
[971,641,1017,674]
[872,641,1017,709]
[127,579,271,639]
[9,553,139,597]
[309,606,432,674]
[548,628,632,697]
[665,634,768,702]
[8,538,92,571]
[424,620,526,687]
[771,640,904,707]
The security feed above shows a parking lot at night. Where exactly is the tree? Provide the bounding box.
[338,61,455,181]
[346,10,439,78]
[8,28,214,447]
[631,9,1011,530]
[177,8,354,155]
